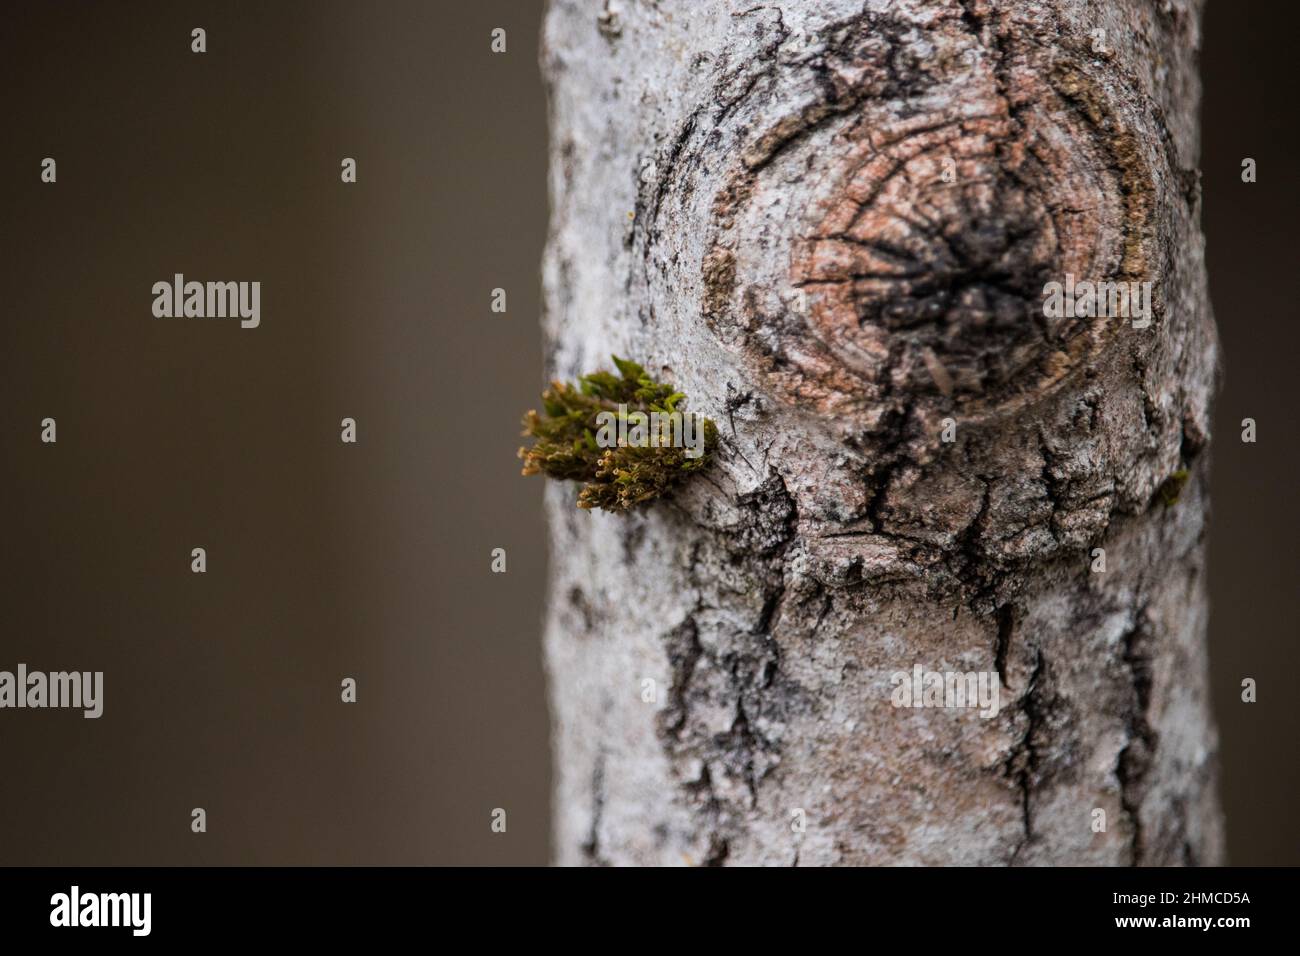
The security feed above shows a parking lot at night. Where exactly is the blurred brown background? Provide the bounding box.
[0,1,1293,866]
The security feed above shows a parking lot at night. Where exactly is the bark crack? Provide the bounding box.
[1007,645,1046,864]
[1117,608,1157,866]
[654,472,802,860]
[994,602,1014,687]
[582,750,611,867]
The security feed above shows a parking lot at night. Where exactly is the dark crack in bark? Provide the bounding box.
[582,750,610,867]
[653,472,805,861]
[1117,609,1157,865]
[1007,646,1045,864]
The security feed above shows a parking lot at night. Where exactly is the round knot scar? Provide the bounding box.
[793,94,1131,413]
[702,23,1145,422]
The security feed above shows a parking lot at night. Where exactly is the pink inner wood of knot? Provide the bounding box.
[791,103,1119,402]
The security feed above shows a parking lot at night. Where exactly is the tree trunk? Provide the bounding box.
[539,0,1222,866]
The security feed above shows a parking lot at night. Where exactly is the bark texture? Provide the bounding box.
[540,0,1222,865]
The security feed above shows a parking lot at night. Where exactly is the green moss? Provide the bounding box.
[519,356,718,512]
[1158,468,1190,507]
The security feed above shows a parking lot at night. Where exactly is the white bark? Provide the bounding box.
[540,0,1222,865]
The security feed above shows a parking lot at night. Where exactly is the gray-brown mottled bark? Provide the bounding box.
[540,0,1222,865]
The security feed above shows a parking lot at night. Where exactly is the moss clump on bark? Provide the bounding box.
[1158,468,1190,507]
[519,356,718,512]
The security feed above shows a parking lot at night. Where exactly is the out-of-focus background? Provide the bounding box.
[0,1,1293,865]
